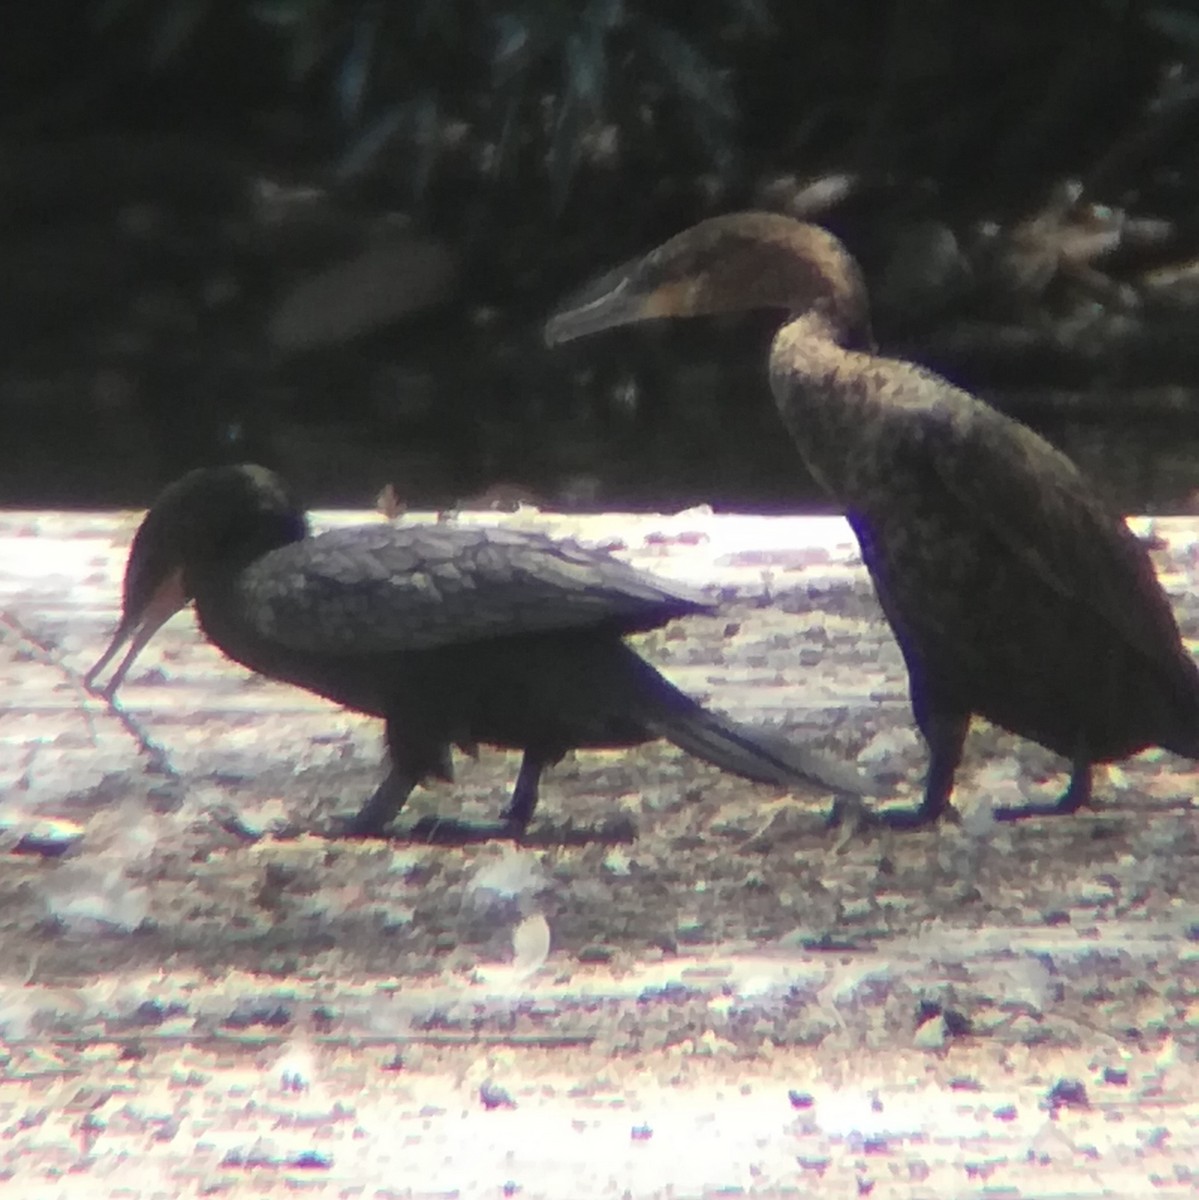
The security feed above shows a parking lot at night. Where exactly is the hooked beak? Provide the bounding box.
[84,569,187,698]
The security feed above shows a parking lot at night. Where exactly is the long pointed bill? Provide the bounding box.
[544,262,648,346]
[84,569,188,699]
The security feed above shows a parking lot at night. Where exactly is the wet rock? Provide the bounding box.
[154,1115,181,1142]
[576,944,614,964]
[279,1058,310,1093]
[1007,1014,1049,1044]
[914,1014,948,1050]
[221,1141,333,1169]
[479,1080,516,1110]
[121,999,187,1028]
[10,818,85,858]
[1076,880,1117,907]
[915,997,970,1039]
[1045,1077,1090,1111]
[223,1001,293,1030]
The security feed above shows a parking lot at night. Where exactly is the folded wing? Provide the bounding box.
[239,523,714,654]
[897,363,1188,679]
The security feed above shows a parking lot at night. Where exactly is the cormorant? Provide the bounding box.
[545,211,1199,827]
[85,463,873,839]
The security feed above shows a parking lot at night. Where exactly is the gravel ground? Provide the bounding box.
[1,506,1197,1198]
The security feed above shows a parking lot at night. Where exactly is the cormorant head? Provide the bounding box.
[544,211,872,348]
[85,464,308,698]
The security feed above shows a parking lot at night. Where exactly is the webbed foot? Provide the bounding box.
[404,815,524,845]
[826,793,958,846]
[993,760,1092,822]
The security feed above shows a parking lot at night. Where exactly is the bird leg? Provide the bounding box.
[862,709,968,829]
[1058,758,1093,813]
[344,768,417,838]
[880,710,967,829]
[342,716,436,837]
[404,750,550,846]
[498,751,547,837]
[828,711,966,834]
[907,712,969,826]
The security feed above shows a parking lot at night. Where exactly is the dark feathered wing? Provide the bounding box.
[903,368,1189,676]
[236,523,713,654]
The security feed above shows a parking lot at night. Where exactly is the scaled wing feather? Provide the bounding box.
[900,367,1188,675]
[238,524,711,654]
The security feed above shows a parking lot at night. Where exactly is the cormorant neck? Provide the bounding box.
[252,507,309,556]
[185,506,309,593]
[721,220,875,351]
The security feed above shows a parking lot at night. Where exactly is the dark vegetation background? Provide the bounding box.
[7,0,1199,511]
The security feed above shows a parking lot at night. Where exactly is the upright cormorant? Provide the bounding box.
[545,212,1199,826]
[86,464,872,838]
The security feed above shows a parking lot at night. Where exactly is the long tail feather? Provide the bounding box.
[645,701,879,797]
[620,648,879,797]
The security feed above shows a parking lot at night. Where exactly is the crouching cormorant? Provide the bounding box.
[85,463,873,839]
[545,211,1199,827]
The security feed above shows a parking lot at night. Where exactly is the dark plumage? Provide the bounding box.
[85,463,873,839]
[546,211,1199,826]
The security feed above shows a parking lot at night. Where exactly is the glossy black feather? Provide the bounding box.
[91,464,876,838]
